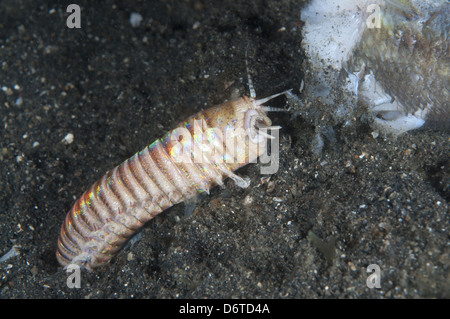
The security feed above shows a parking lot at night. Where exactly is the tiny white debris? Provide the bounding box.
[130,12,143,28]
[15,96,23,106]
[243,195,254,206]
[62,133,74,145]
[192,21,201,30]
[127,252,134,261]
[32,141,40,148]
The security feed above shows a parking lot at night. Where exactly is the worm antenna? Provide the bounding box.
[245,49,256,99]
[255,89,292,106]
[257,130,276,140]
[262,107,289,112]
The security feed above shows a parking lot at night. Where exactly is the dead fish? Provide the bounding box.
[300,0,449,135]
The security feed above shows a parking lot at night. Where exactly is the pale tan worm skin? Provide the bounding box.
[56,94,283,270]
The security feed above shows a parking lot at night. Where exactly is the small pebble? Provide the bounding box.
[62,133,74,145]
[130,13,143,28]
[243,195,254,206]
[15,96,23,106]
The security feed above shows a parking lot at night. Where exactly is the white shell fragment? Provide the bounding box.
[62,133,74,145]
[129,12,143,28]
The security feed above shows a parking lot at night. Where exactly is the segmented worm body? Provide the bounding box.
[56,92,286,270]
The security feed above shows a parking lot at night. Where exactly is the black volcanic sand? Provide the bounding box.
[0,0,448,298]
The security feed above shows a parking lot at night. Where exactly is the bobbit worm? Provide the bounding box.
[56,88,289,270]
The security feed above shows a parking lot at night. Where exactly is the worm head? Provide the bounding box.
[244,100,273,144]
[200,90,289,169]
[243,90,290,144]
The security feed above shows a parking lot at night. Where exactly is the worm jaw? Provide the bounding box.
[245,108,272,144]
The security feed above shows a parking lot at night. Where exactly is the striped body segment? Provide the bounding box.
[56,95,281,270]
